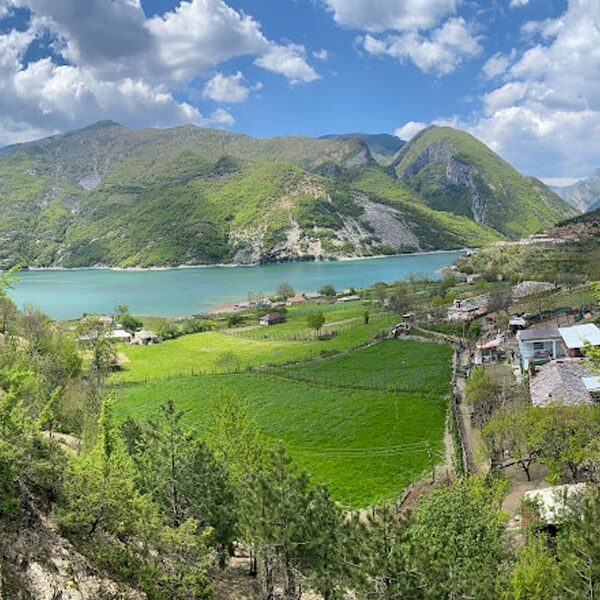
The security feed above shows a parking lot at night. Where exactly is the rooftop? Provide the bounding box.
[517,327,561,342]
[530,359,593,406]
[523,483,587,524]
[558,323,600,349]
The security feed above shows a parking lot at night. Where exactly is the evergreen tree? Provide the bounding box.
[557,490,600,598]
[409,478,507,599]
[509,534,559,600]
[354,505,418,599]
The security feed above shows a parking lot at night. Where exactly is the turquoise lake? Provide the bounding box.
[8,251,465,319]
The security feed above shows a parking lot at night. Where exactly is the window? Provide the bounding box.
[533,342,545,351]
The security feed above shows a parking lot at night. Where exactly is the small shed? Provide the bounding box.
[522,483,587,528]
[132,330,159,345]
[108,329,133,343]
[259,312,286,326]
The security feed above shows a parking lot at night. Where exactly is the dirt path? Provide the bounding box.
[454,348,489,475]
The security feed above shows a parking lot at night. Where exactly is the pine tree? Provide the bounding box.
[557,490,600,598]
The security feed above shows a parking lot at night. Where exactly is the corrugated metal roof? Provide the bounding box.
[583,376,600,392]
[558,324,600,349]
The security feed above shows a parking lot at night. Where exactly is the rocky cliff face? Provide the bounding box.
[0,490,143,599]
[0,121,576,268]
[393,126,578,238]
[552,168,600,213]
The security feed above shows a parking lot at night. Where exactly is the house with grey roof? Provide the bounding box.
[530,359,595,406]
[517,323,600,370]
[517,327,565,370]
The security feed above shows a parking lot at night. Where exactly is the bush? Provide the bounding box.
[119,313,143,333]
[318,284,336,297]
[226,314,245,328]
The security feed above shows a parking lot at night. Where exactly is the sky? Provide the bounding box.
[0,0,597,184]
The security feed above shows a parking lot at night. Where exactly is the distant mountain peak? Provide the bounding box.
[552,167,600,212]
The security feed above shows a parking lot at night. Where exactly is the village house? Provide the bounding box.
[447,295,488,322]
[558,323,600,357]
[132,330,159,345]
[336,295,361,303]
[517,323,600,370]
[259,312,286,326]
[530,359,597,406]
[474,335,505,365]
[108,329,132,343]
[303,292,321,301]
[286,294,306,306]
[516,327,565,369]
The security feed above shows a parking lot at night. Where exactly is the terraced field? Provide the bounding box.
[116,339,453,507]
[115,302,397,383]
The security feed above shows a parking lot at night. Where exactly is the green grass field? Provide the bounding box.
[115,339,452,507]
[273,339,452,394]
[116,305,397,383]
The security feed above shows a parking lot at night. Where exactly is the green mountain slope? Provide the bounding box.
[0,121,572,268]
[393,126,578,237]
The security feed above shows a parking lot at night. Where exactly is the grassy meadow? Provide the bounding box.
[115,302,397,383]
[115,338,453,507]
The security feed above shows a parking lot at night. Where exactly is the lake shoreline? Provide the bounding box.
[9,251,467,320]
[9,248,472,273]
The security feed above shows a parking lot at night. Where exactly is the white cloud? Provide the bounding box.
[203,71,252,103]
[362,17,481,75]
[210,107,235,126]
[510,0,529,7]
[313,49,329,61]
[394,121,428,140]
[469,0,600,178]
[255,43,320,84]
[482,52,513,79]
[322,0,458,33]
[0,0,320,143]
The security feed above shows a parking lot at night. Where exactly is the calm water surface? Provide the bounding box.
[9,251,465,319]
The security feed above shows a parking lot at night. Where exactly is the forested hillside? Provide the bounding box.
[0,122,575,269]
[0,121,573,267]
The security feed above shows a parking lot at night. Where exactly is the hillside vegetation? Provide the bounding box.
[0,121,575,268]
[394,126,578,237]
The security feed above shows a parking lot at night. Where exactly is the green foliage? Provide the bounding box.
[276,282,295,299]
[318,283,336,297]
[119,313,143,333]
[307,311,326,336]
[465,366,502,427]
[410,477,508,599]
[556,488,600,598]
[395,126,577,237]
[509,534,559,600]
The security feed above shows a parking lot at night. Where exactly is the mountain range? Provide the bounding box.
[551,169,600,213]
[0,121,577,269]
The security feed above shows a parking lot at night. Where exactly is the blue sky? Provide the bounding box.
[0,0,597,183]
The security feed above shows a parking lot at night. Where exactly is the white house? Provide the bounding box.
[132,330,159,345]
[517,323,600,370]
[516,327,565,370]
